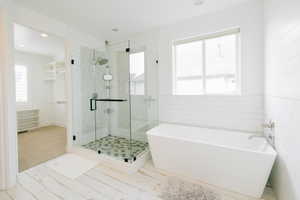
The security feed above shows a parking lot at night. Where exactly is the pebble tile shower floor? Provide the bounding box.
[82,135,148,160]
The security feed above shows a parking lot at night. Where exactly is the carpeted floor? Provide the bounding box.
[18,126,67,172]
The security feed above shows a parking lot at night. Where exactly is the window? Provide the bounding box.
[130,52,145,95]
[15,65,28,103]
[173,29,240,95]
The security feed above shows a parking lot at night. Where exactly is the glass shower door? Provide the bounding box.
[84,49,133,162]
[72,46,99,148]
[129,48,158,159]
[73,43,158,163]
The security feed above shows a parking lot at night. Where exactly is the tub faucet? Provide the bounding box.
[262,121,275,131]
[249,121,275,140]
[248,134,266,140]
[248,133,275,149]
[248,120,276,149]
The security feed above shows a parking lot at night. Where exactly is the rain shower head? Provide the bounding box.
[94,57,109,66]
[97,58,109,65]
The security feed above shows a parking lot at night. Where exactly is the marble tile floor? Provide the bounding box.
[0,156,276,200]
[82,135,148,161]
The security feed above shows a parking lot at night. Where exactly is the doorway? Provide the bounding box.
[14,23,67,171]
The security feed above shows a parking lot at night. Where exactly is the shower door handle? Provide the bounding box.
[90,99,97,111]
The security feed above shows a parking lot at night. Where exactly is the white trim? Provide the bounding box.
[0,5,18,189]
[173,28,241,45]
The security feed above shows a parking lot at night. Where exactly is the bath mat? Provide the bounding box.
[159,177,221,200]
[46,154,98,179]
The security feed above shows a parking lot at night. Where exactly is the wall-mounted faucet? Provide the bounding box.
[248,132,274,141]
[248,120,276,149]
[262,120,275,130]
[248,134,266,140]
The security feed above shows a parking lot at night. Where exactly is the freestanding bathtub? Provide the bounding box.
[147,124,276,198]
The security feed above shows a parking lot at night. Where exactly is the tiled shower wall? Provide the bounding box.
[264,0,300,199]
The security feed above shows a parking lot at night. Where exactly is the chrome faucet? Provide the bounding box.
[248,133,275,149]
[248,120,276,149]
[248,121,275,140]
[262,121,275,130]
[248,134,266,140]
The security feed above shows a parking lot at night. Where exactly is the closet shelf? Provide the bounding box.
[44,61,65,81]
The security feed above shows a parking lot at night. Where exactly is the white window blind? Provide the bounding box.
[15,65,28,103]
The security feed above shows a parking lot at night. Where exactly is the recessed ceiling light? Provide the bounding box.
[112,28,119,32]
[40,33,49,38]
[194,0,204,6]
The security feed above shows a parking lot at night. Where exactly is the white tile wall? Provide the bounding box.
[159,95,264,132]
[158,0,265,133]
[264,0,300,199]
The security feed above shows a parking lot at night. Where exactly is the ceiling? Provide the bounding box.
[14,24,65,58]
[14,0,250,41]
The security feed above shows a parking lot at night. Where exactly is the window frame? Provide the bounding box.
[172,28,241,96]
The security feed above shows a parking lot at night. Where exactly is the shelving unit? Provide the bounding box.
[44,61,65,81]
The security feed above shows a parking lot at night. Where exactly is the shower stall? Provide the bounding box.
[71,42,158,163]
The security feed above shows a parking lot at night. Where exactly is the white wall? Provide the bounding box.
[157,0,264,132]
[0,1,18,189]
[264,0,300,199]
[15,51,54,127]
[52,71,67,127]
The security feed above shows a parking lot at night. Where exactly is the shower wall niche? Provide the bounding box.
[72,43,158,163]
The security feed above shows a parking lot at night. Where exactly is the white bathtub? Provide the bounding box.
[147,124,276,198]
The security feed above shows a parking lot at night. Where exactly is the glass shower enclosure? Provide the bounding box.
[72,42,158,163]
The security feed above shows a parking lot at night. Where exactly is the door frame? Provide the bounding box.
[0,19,72,186]
[0,8,104,188]
[0,5,18,190]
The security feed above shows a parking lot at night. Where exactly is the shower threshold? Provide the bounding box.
[82,135,148,162]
